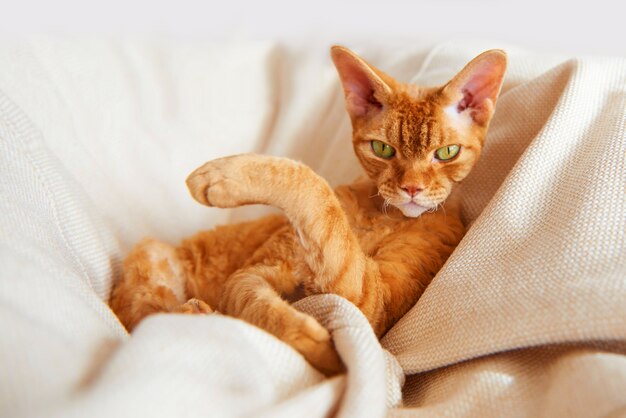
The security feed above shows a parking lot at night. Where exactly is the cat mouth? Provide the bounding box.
[396,201,429,218]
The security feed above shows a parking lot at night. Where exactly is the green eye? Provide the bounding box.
[434,145,461,161]
[371,140,396,159]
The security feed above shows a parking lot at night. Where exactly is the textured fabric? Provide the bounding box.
[0,40,625,418]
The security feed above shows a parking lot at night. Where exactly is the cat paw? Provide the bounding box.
[186,155,253,208]
[174,298,214,315]
[286,313,345,376]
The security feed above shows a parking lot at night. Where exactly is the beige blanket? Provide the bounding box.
[0,40,625,417]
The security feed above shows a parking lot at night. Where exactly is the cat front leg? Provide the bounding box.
[186,154,375,323]
[186,154,365,296]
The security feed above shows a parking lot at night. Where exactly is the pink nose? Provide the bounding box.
[401,185,423,197]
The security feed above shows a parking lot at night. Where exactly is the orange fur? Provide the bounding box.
[109,46,507,375]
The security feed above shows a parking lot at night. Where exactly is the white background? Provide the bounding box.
[1,0,625,56]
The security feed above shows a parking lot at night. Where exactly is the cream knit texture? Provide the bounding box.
[0,40,624,417]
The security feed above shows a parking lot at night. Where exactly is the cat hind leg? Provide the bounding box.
[185,154,307,209]
[173,298,213,314]
[110,238,212,331]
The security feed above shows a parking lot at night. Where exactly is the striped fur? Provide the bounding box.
[110,46,507,375]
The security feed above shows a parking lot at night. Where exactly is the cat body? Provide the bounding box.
[110,46,507,375]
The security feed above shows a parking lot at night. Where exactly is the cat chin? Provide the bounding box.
[397,202,429,218]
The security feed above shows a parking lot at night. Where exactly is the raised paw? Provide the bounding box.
[174,298,214,315]
[283,312,345,376]
[186,155,256,208]
[186,154,307,209]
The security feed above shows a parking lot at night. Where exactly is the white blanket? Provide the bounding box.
[1,39,625,417]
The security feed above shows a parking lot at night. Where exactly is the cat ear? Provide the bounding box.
[331,46,393,119]
[442,49,507,126]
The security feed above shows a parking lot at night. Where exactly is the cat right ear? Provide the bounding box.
[331,46,393,119]
[441,49,508,126]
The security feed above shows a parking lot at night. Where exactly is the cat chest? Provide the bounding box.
[351,218,397,256]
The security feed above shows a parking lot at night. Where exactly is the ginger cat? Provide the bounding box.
[110,46,507,375]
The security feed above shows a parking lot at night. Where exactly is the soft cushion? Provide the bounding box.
[1,39,625,417]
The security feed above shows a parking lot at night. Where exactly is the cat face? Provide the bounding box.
[332,47,507,217]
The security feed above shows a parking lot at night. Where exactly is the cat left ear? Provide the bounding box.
[442,49,507,126]
[331,46,394,119]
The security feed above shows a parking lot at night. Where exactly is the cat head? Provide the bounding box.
[331,46,507,217]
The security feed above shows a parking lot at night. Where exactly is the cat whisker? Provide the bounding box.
[382,198,392,218]
[426,203,438,213]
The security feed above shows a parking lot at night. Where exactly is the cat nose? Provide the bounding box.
[401,184,423,197]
